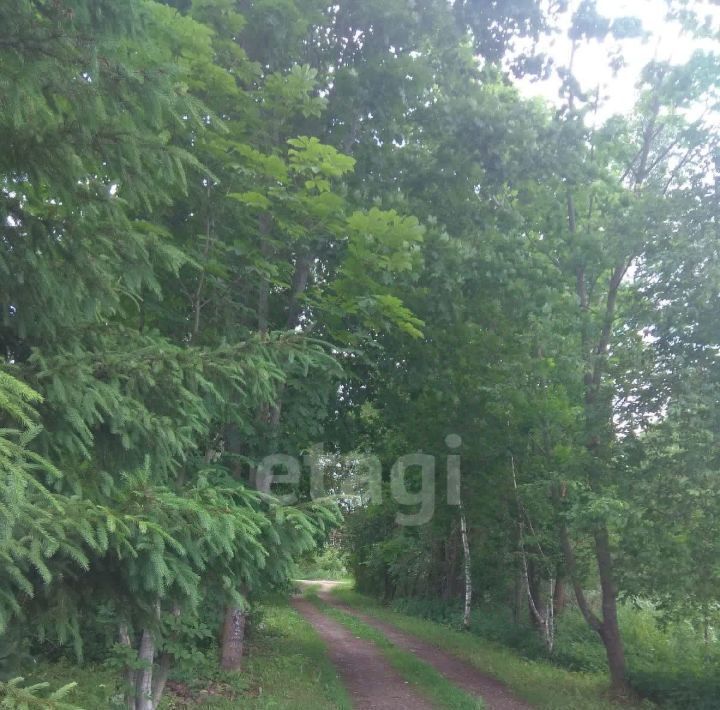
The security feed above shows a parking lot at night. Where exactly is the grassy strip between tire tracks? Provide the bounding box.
[306,589,484,710]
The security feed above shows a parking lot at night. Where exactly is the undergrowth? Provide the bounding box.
[21,598,349,710]
[387,596,719,709]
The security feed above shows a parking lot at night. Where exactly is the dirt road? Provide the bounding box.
[294,580,533,710]
[291,595,434,709]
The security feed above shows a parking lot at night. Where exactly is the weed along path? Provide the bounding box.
[291,595,435,710]
[297,581,534,710]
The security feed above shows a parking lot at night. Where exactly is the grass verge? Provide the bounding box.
[331,588,654,710]
[234,599,351,709]
[24,598,350,709]
[306,591,484,709]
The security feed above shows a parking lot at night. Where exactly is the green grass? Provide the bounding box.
[307,591,483,709]
[331,588,654,710]
[24,599,351,709]
[236,600,351,709]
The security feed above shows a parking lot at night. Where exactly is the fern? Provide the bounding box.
[0,677,82,710]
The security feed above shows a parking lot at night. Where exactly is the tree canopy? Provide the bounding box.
[2,0,720,707]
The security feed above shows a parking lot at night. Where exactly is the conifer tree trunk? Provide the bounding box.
[151,652,171,710]
[118,624,136,710]
[218,217,273,670]
[221,247,313,668]
[135,628,155,710]
[220,605,247,671]
[150,603,178,710]
[119,609,169,709]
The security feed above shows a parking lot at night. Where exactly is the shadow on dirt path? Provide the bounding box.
[298,580,533,710]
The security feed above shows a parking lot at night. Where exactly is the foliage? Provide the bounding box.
[383,593,720,708]
[28,599,349,709]
[296,547,349,581]
[2,0,720,705]
[0,677,81,710]
[333,0,720,700]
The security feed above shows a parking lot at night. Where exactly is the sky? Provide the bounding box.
[517,0,720,121]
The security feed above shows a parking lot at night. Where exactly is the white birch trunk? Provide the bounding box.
[511,452,555,652]
[459,504,472,629]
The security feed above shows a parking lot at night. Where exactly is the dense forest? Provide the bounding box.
[2,0,720,708]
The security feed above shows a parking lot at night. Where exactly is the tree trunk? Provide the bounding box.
[527,559,541,629]
[220,605,247,671]
[519,538,555,652]
[568,253,630,694]
[512,567,524,624]
[151,652,171,710]
[442,525,459,602]
[459,505,472,630]
[286,254,311,329]
[595,527,627,694]
[600,619,627,695]
[382,566,393,602]
[118,624,135,710]
[257,213,272,335]
[553,574,566,615]
[560,517,629,694]
[511,452,555,650]
[135,628,155,710]
[219,220,312,674]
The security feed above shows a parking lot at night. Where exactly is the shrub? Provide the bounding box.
[385,595,720,707]
[296,547,348,580]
